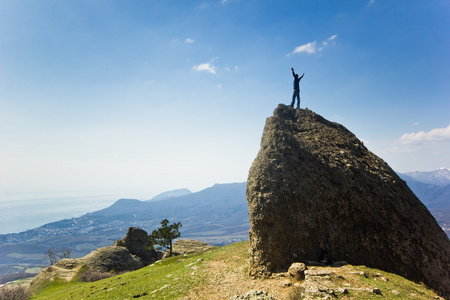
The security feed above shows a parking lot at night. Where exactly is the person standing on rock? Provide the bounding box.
[291,67,304,109]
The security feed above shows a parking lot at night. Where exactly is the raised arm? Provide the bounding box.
[291,67,296,77]
[299,73,305,79]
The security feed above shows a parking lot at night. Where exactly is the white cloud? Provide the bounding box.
[193,62,216,74]
[327,34,338,43]
[400,124,450,144]
[185,38,195,43]
[368,0,375,5]
[291,34,338,55]
[292,41,318,54]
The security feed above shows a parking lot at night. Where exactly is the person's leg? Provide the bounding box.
[295,90,300,108]
[291,90,296,107]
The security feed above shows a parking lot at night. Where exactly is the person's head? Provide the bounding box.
[294,73,298,78]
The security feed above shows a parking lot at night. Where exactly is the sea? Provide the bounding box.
[0,192,153,235]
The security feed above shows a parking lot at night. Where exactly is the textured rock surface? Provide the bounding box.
[114,227,156,264]
[80,245,143,272]
[247,104,450,298]
[30,246,143,290]
[288,262,307,281]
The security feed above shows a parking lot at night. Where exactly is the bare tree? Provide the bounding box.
[59,247,72,259]
[44,247,58,265]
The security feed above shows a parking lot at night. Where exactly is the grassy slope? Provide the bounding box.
[29,241,442,300]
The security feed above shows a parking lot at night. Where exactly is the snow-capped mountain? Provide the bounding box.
[402,168,450,186]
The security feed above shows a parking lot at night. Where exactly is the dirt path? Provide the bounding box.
[184,243,295,299]
[46,263,83,282]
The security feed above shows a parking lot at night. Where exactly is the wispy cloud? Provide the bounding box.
[290,34,338,55]
[185,38,195,43]
[368,0,375,5]
[193,62,216,74]
[400,124,450,144]
[292,41,318,54]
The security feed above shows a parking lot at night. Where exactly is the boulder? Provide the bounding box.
[80,246,143,272]
[288,262,307,280]
[247,104,450,298]
[114,227,156,264]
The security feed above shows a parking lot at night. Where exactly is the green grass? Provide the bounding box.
[29,244,225,300]
[28,241,442,300]
[346,265,438,299]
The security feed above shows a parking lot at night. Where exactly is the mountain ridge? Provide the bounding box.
[402,168,450,186]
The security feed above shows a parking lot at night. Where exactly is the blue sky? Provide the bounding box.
[1,0,449,199]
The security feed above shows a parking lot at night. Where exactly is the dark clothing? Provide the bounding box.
[291,89,300,108]
[291,72,304,108]
[293,74,303,90]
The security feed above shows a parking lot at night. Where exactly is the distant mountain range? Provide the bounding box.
[401,168,450,186]
[398,169,450,211]
[0,183,249,274]
[0,169,448,276]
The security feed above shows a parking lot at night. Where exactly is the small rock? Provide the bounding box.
[288,262,307,280]
[231,290,277,300]
[372,288,382,295]
[350,271,367,277]
[281,280,291,287]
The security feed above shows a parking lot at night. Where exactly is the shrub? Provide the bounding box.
[0,285,30,300]
[77,270,114,282]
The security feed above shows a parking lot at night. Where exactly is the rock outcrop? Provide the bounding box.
[30,246,143,290]
[114,227,156,264]
[247,104,450,298]
[31,228,152,290]
[79,245,144,272]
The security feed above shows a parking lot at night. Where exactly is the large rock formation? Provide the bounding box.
[114,227,156,264]
[247,104,450,298]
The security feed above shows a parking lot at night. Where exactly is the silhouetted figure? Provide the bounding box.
[290,67,304,109]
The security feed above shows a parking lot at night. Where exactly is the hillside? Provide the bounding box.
[0,183,249,270]
[1,176,449,278]
[27,241,444,300]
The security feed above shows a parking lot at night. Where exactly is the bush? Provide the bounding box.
[77,270,114,282]
[0,285,30,300]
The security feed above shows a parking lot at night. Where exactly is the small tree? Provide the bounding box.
[148,219,182,257]
[44,247,58,265]
[44,246,72,265]
[59,247,72,259]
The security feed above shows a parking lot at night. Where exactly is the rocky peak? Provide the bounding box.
[246,104,450,298]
